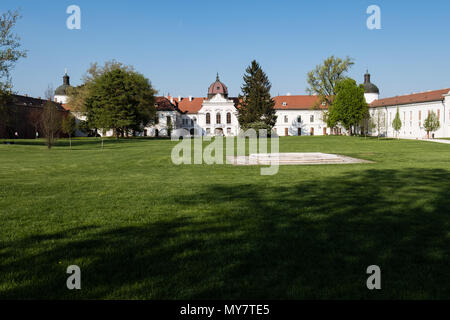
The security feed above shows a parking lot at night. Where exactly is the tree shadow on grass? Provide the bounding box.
[1,168,449,299]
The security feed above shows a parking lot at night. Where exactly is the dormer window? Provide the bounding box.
[282,102,287,107]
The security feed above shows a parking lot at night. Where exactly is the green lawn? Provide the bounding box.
[1,136,449,299]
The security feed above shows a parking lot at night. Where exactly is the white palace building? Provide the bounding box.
[55,72,450,139]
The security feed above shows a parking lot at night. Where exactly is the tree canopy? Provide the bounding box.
[85,68,157,137]
[0,9,27,89]
[392,107,402,139]
[0,9,26,132]
[238,60,277,130]
[327,78,368,135]
[424,111,440,138]
[66,60,135,113]
[306,55,354,108]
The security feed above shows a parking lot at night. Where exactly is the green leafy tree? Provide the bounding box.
[392,107,402,139]
[306,56,354,130]
[0,9,27,87]
[66,60,135,113]
[424,111,440,139]
[238,60,277,131]
[61,113,77,149]
[327,78,368,135]
[86,68,157,141]
[0,9,27,134]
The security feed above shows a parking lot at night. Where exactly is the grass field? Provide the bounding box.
[1,136,449,299]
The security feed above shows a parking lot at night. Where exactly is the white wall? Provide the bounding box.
[54,95,68,104]
[273,110,330,136]
[370,99,449,139]
[197,94,240,136]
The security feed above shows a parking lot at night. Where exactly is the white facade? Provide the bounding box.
[56,71,450,139]
[273,110,330,136]
[54,95,69,104]
[369,93,450,139]
[197,94,240,136]
[364,92,379,104]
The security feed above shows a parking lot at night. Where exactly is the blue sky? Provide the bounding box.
[1,0,450,99]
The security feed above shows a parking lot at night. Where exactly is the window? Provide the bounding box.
[216,113,221,124]
[438,109,440,119]
[190,119,194,126]
[297,116,302,123]
[419,111,421,121]
[284,115,288,123]
[155,115,159,124]
[282,102,287,107]
[410,111,413,121]
[206,113,211,124]
[227,112,231,124]
[166,116,172,125]
[310,115,314,123]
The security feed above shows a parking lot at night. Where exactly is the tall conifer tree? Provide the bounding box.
[238,60,277,130]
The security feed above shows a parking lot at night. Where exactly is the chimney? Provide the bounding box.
[189,96,193,102]
[178,95,181,102]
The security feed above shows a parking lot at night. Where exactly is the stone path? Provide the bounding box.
[226,153,373,166]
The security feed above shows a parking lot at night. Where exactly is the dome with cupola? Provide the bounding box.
[208,73,228,99]
[363,71,380,104]
[55,71,72,96]
[54,70,73,104]
[363,71,379,94]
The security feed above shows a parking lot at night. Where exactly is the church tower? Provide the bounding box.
[54,70,72,104]
[363,71,380,104]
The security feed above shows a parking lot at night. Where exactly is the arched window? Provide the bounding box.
[206,113,211,124]
[227,112,231,124]
[216,113,221,124]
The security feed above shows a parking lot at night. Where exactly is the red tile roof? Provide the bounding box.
[370,88,450,107]
[155,96,181,112]
[172,97,206,114]
[273,95,327,110]
[171,95,326,113]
